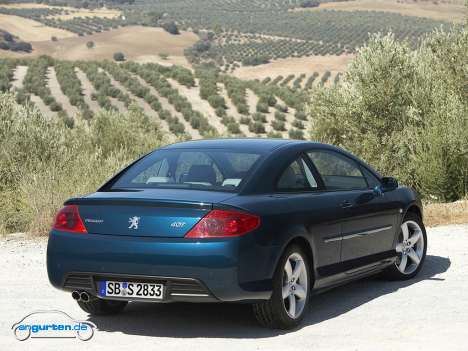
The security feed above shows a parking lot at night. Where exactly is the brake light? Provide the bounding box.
[52,205,87,234]
[185,209,260,238]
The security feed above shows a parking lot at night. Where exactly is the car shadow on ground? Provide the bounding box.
[88,255,450,338]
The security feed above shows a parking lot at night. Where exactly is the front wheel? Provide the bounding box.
[253,244,310,329]
[381,213,427,280]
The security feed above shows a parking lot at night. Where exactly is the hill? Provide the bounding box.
[0,0,458,72]
[1,56,316,141]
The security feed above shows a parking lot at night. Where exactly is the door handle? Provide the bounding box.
[340,200,353,209]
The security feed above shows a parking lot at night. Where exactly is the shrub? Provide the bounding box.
[256,101,269,113]
[86,41,95,49]
[162,21,179,35]
[272,120,286,131]
[274,111,286,121]
[252,112,267,123]
[49,101,63,112]
[113,52,126,62]
[241,56,269,66]
[0,93,165,236]
[300,0,319,8]
[249,121,266,134]
[289,129,304,139]
[309,30,468,201]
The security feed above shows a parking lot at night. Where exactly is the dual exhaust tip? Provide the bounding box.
[72,290,93,302]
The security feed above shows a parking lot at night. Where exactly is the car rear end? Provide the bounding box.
[47,146,273,303]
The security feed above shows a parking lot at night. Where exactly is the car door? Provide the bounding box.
[306,149,399,264]
[275,156,343,270]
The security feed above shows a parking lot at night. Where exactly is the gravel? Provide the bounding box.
[1,224,467,351]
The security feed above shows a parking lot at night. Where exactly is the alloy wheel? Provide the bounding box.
[282,252,308,319]
[395,220,425,275]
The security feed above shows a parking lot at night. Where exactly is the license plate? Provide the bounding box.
[99,281,164,299]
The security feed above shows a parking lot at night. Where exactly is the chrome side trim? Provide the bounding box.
[342,225,393,240]
[324,225,393,243]
[324,236,342,243]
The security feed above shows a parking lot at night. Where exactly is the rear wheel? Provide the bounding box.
[253,244,310,329]
[381,213,427,280]
[77,298,128,315]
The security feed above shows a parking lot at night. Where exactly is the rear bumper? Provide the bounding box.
[47,230,273,302]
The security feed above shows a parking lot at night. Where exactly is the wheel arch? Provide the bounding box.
[404,204,423,221]
[282,236,316,282]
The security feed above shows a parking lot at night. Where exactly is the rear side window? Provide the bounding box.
[112,149,262,192]
[277,158,318,192]
[307,150,367,190]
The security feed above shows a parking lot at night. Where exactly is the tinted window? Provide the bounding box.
[307,150,367,190]
[112,149,262,191]
[277,158,318,191]
[361,167,381,189]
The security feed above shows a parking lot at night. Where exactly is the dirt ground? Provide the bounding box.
[424,200,468,227]
[0,224,466,350]
[232,55,354,81]
[0,26,197,66]
[0,14,76,41]
[293,0,466,23]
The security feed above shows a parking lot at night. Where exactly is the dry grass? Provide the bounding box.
[0,2,121,19]
[0,3,53,9]
[424,200,468,227]
[292,0,466,23]
[0,26,197,66]
[0,14,75,41]
[232,55,353,81]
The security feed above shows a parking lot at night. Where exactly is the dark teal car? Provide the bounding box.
[47,139,427,329]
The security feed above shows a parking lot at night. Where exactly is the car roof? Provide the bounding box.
[162,138,322,152]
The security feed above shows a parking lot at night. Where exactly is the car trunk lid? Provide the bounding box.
[65,189,236,238]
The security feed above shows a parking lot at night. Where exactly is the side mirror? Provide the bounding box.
[381,177,398,192]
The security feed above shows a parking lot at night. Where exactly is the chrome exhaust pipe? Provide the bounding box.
[72,291,81,301]
[80,291,90,302]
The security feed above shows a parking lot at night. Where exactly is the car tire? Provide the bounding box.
[381,212,427,281]
[77,298,128,315]
[253,244,311,329]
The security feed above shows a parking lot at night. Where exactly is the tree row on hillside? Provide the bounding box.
[22,56,65,114]
[78,62,132,110]
[54,61,93,119]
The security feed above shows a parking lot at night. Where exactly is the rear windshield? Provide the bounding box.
[111,149,263,192]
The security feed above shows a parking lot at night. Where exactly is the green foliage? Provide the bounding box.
[248,121,265,134]
[309,30,468,201]
[113,52,126,62]
[162,21,179,35]
[0,93,164,235]
[252,112,267,123]
[241,56,269,66]
[0,59,15,92]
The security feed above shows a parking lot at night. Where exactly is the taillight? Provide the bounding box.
[185,209,260,239]
[52,205,87,234]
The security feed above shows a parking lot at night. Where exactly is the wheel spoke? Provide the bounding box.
[282,285,290,299]
[398,255,408,272]
[284,259,293,280]
[288,294,296,318]
[408,231,422,247]
[408,248,421,265]
[294,284,306,300]
[401,222,409,241]
[292,260,304,282]
[396,243,404,253]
